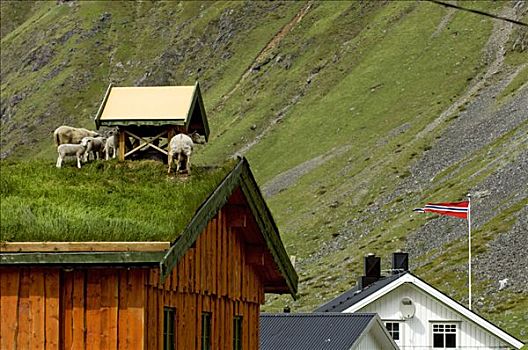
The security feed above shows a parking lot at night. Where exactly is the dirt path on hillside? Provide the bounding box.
[262,145,351,198]
[415,5,517,141]
[218,1,313,105]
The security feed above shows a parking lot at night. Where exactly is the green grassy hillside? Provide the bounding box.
[1,1,527,341]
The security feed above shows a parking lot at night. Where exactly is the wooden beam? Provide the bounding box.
[0,251,165,265]
[225,205,249,228]
[246,246,268,266]
[124,130,168,157]
[0,242,171,253]
[118,130,126,161]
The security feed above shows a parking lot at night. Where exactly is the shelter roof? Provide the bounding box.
[0,158,297,296]
[259,313,398,350]
[94,83,209,140]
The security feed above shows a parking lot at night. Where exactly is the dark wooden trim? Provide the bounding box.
[225,205,249,228]
[0,252,165,265]
[94,83,113,129]
[160,158,298,298]
[160,160,244,280]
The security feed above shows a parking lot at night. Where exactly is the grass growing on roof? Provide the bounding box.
[0,159,235,242]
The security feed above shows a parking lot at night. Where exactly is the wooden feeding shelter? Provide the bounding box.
[0,158,297,350]
[94,83,209,161]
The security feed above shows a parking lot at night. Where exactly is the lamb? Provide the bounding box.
[56,140,91,169]
[190,131,206,145]
[104,134,118,160]
[167,133,194,174]
[53,125,99,146]
[81,136,106,161]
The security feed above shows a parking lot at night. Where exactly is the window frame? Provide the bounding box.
[163,307,176,350]
[201,312,212,350]
[384,321,401,342]
[431,323,458,349]
[233,315,243,350]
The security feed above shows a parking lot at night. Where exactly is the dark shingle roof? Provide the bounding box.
[314,272,408,312]
[259,313,376,350]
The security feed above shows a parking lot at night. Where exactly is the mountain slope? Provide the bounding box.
[1,0,527,341]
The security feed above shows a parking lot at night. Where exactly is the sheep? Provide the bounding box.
[498,278,509,291]
[104,134,118,160]
[56,140,91,169]
[167,133,193,174]
[81,136,106,161]
[53,125,99,146]
[190,131,206,145]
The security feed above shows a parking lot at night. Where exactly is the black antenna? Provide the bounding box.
[427,0,528,27]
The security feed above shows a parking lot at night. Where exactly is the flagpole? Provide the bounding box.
[467,193,472,310]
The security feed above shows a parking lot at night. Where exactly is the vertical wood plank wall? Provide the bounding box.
[0,268,60,350]
[0,209,267,350]
[145,209,265,350]
[59,269,145,350]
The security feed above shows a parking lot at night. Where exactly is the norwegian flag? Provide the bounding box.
[413,201,469,219]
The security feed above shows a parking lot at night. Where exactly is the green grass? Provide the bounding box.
[0,159,234,242]
[2,0,526,342]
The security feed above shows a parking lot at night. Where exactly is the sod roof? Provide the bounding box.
[0,157,299,296]
[0,159,235,242]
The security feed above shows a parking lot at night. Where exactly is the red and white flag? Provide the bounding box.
[413,201,469,219]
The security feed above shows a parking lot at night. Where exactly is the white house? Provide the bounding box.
[316,253,524,350]
[260,313,400,350]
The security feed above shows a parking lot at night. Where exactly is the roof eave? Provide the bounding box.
[94,83,113,130]
[0,251,165,266]
[160,157,298,298]
[98,119,187,127]
[342,273,524,349]
[184,82,210,141]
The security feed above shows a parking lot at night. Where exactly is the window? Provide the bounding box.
[201,312,212,350]
[432,324,457,348]
[163,307,175,350]
[385,322,400,341]
[233,316,243,350]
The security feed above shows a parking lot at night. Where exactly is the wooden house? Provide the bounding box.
[315,253,524,350]
[94,83,209,161]
[0,158,297,349]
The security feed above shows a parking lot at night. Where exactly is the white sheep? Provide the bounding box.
[82,136,106,161]
[104,134,118,160]
[56,141,90,169]
[498,278,509,290]
[168,133,193,174]
[53,125,99,146]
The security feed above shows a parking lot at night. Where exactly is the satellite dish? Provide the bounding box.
[400,297,415,319]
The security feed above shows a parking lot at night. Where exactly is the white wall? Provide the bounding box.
[349,284,512,350]
[353,331,383,350]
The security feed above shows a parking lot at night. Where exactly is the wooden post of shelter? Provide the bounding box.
[118,129,126,161]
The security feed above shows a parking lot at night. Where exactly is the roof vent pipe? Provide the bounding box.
[364,253,381,278]
[392,252,409,275]
[360,254,381,289]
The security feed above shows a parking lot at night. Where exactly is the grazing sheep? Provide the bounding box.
[190,131,206,145]
[104,134,118,160]
[56,141,90,169]
[53,125,99,146]
[167,133,193,174]
[498,278,509,290]
[81,136,106,161]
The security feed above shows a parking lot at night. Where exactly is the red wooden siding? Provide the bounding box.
[0,268,60,350]
[60,269,146,350]
[1,208,268,349]
[145,209,265,349]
